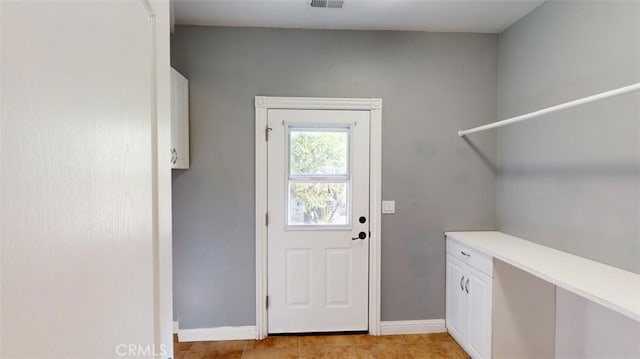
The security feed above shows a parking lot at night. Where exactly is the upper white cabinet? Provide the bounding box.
[171,67,189,169]
[446,237,493,359]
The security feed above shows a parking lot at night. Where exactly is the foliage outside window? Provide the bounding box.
[288,128,350,226]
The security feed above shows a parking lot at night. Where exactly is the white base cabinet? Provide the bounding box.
[446,237,493,359]
[171,67,190,169]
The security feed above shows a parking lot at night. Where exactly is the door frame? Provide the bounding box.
[255,96,382,339]
[143,0,174,355]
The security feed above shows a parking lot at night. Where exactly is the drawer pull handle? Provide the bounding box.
[461,251,471,257]
[465,278,470,294]
[460,276,465,291]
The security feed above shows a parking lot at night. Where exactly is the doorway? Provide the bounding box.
[255,96,382,339]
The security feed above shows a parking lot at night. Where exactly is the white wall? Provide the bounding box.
[1,1,172,357]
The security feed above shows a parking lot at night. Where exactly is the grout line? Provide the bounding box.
[241,339,248,358]
[405,343,413,359]
[400,335,413,359]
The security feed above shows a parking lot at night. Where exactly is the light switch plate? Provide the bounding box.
[382,200,395,214]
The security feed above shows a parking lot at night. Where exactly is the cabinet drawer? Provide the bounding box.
[446,237,493,277]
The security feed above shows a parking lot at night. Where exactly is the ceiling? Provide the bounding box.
[173,0,545,33]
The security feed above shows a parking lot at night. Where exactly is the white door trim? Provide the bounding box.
[255,96,382,339]
[144,1,174,356]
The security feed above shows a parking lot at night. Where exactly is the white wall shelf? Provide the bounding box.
[444,231,640,322]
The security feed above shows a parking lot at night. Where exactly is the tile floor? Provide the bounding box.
[173,332,470,359]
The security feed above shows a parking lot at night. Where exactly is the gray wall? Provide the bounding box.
[171,27,498,328]
[555,288,640,358]
[497,1,640,273]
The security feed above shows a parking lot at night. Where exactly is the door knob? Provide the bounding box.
[352,232,367,240]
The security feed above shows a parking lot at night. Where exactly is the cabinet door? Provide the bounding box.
[466,266,492,359]
[170,68,189,169]
[170,69,179,166]
[446,254,466,344]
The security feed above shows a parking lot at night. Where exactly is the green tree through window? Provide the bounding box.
[289,129,349,225]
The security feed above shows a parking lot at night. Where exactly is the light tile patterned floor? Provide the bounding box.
[173,332,470,359]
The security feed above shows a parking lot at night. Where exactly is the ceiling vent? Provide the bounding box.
[310,0,344,9]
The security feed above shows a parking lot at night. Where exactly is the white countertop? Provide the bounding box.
[444,231,640,322]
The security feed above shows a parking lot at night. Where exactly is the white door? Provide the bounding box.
[446,254,467,343]
[466,266,492,359]
[1,1,163,357]
[267,109,370,333]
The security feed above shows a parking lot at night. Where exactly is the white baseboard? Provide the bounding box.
[380,319,446,335]
[175,321,441,341]
[173,321,179,334]
[178,326,256,342]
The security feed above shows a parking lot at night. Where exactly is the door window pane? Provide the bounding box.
[289,129,349,177]
[288,183,349,226]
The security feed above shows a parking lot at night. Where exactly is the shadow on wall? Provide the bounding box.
[498,162,640,178]
[462,137,497,175]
